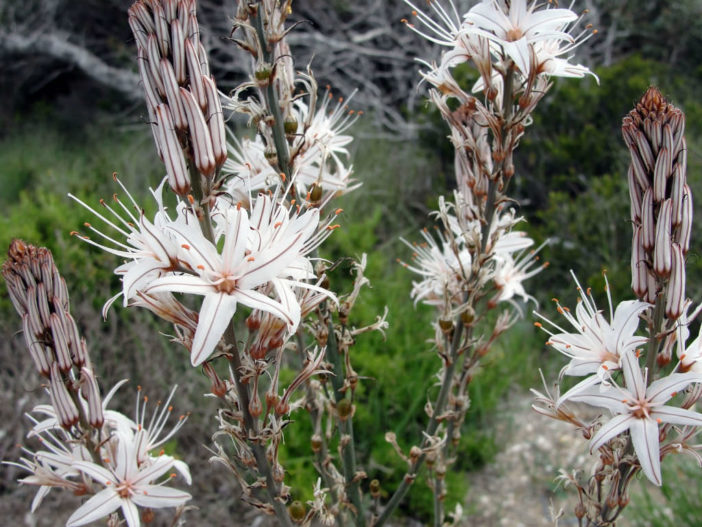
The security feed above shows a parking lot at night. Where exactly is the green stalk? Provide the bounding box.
[378,63,517,527]
[326,318,365,526]
[251,4,291,181]
[225,324,294,527]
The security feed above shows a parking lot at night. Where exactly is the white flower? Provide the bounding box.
[67,432,191,527]
[400,228,472,306]
[69,178,184,313]
[147,196,325,365]
[535,272,649,382]
[464,0,581,77]
[565,348,702,486]
[491,241,546,306]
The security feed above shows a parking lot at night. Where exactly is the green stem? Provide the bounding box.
[646,293,665,384]
[375,323,465,527]
[225,324,294,527]
[326,318,365,526]
[251,4,291,180]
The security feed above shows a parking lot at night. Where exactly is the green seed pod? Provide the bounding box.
[288,500,306,523]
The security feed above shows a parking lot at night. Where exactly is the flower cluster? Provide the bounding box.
[3,241,191,527]
[623,86,690,317]
[404,0,597,101]
[534,87,702,525]
[71,181,335,366]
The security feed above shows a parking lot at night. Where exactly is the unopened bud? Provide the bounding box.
[631,227,647,299]
[288,501,306,523]
[679,185,692,254]
[81,367,104,428]
[665,243,685,320]
[438,318,453,333]
[284,118,298,136]
[49,363,79,429]
[653,147,671,202]
[336,398,353,421]
[641,188,655,251]
[574,502,586,519]
[370,479,381,498]
[653,199,673,277]
[180,87,216,177]
[184,39,207,109]
[309,183,323,203]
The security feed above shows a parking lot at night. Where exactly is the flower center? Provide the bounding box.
[216,274,238,294]
[506,28,523,42]
[629,398,651,420]
[116,481,133,499]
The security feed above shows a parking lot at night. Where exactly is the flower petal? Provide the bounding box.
[589,413,634,453]
[131,485,192,509]
[190,293,238,366]
[66,488,121,526]
[630,418,662,486]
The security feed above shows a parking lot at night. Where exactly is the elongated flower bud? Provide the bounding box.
[679,185,692,254]
[202,75,227,167]
[22,314,51,376]
[160,59,188,129]
[666,243,685,320]
[631,226,647,298]
[653,199,673,277]
[155,104,191,194]
[180,87,215,177]
[184,39,207,109]
[628,166,642,223]
[641,188,655,251]
[81,367,104,428]
[50,312,72,372]
[652,147,671,202]
[49,363,79,429]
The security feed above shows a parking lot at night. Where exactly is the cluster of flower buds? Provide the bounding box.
[129,0,226,195]
[2,240,103,430]
[623,87,690,318]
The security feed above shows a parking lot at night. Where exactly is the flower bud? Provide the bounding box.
[665,243,685,320]
[160,59,188,129]
[641,188,655,251]
[81,367,104,428]
[653,147,671,202]
[185,38,207,109]
[288,501,306,523]
[631,227,647,299]
[170,19,186,84]
[336,398,353,421]
[180,87,216,177]
[653,199,673,277]
[155,104,190,194]
[679,184,692,254]
[49,363,79,429]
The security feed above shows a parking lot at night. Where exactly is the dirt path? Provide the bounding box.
[462,393,588,527]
